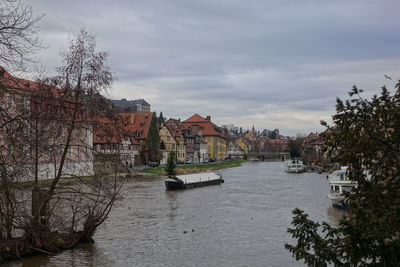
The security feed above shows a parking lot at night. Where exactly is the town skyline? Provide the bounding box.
[22,0,400,134]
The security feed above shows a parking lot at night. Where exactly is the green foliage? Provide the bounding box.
[144,159,246,175]
[147,112,160,161]
[288,137,304,159]
[165,152,176,176]
[286,80,400,266]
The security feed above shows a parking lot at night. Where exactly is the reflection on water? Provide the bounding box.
[5,162,342,267]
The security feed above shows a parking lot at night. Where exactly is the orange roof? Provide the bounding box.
[183,113,210,123]
[304,132,324,145]
[120,112,154,140]
[93,114,125,144]
[166,123,182,139]
[182,114,226,139]
[1,66,39,91]
[267,139,289,145]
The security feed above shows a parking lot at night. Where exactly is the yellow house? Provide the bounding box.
[182,114,227,161]
[159,121,186,162]
[159,125,177,155]
[235,139,249,154]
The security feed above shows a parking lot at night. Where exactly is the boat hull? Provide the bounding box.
[328,193,348,209]
[165,180,184,190]
[165,178,224,190]
[285,168,304,173]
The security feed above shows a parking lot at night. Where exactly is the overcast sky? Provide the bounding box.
[30,0,400,135]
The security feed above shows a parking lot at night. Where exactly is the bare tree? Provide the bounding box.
[0,30,126,260]
[0,0,43,69]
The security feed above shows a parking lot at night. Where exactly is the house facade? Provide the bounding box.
[227,142,244,158]
[93,115,140,170]
[164,119,186,163]
[121,112,160,164]
[235,139,249,155]
[302,132,324,164]
[0,67,94,181]
[182,114,227,161]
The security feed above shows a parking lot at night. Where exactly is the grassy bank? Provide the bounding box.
[143,159,246,175]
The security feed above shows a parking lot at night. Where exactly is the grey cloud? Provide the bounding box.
[26,0,400,135]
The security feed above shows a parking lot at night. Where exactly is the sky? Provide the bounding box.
[28,0,400,135]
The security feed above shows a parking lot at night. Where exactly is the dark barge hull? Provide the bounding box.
[165,178,224,190]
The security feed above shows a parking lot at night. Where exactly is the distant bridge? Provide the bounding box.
[247,152,290,161]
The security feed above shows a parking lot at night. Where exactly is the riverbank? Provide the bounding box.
[143,159,246,175]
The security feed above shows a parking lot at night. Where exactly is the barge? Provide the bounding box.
[165,172,224,190]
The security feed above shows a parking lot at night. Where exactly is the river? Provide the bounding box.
[5,161,343,267]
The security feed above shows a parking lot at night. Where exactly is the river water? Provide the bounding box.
[5,161,343,267]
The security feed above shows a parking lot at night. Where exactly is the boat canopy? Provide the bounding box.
[176,172,221,184]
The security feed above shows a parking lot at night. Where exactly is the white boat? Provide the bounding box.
[327,167,356,209]
[285,159,305,173]
[165,172,224,190]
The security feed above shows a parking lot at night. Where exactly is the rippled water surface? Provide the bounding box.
[5,161,343,267]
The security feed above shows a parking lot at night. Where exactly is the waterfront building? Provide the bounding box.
[265,139,289,153]
[164,119,186,163]
[159,123,178,161]
[92,116,140,169]
[302,132,324,164]
[0,66,94,180]
[182,114,227,161]
[227,142,244,158]
[235,139,250,155]
[120,112,159,164]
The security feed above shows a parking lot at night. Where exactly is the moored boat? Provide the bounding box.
[285,159,305,173]
[327,167,356,209]
[165,172,223,190]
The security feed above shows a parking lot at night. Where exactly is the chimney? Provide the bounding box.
[130,113,135,124]
[206,116,211,121]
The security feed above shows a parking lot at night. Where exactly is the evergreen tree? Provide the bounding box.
[147,112,160,161]
[285,81,400,266]
[165,151,176,176]
[288,137,304,158]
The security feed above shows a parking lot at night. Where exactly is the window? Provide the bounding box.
[342,186,353,193]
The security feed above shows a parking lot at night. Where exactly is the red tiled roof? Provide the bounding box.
[0,66,39,91]
[182,114,226,139]
[165,121,183,140]
[120,112,154,140]
[93,112,154,144]
[0,66,67,99]
[93,114,125,144]
[267,139,289,145]
[304,132,324,145]
[183,113,209,123]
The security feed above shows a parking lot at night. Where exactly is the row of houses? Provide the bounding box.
[2,66,324,181]
[93,112,231,167]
